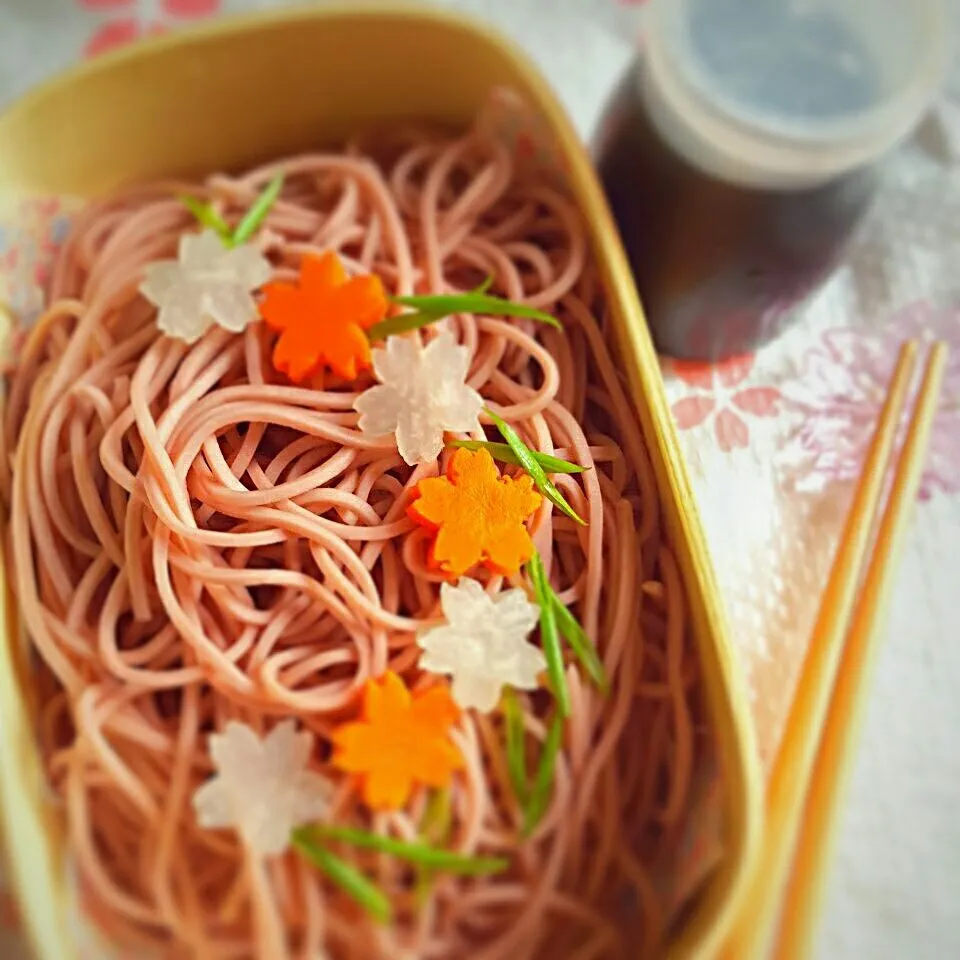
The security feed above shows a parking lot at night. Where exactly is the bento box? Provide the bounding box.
[0,4,761,959]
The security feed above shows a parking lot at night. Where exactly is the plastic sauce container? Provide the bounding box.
[596,0,952,360]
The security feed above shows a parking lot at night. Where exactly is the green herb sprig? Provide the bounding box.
[419,788,453,846]
[232,174,285,246]
[448,440,586,475]
[292,823,508,922]
[415,789,454,902]
[180,174,285,249]
[528,552,570,716]
[365,310,446,341]
[523,711,565,835]
[366,277,561,342]
[527,554,608,696]
[499,697,566,837]
[292,831,392,924]
[485,408,586,526]
[179,195,231,239]
[390,291,561,329]
[502,688,529,806]
[310,826,509,876]
[553,598,609,694]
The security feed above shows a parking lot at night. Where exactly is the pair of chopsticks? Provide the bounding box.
[722,339,948,960]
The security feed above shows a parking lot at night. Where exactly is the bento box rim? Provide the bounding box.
[0,4,762,959]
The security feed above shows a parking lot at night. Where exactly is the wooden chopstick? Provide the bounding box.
[721,341,923,960]
[772,342,948,960]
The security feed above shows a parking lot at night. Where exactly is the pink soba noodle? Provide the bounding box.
[1,117,707,960]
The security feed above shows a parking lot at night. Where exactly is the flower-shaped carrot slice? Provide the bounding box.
[408,447,542,577]
[331,672,463,810]
[259,251,388,382]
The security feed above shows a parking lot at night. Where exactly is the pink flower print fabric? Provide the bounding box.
[780,301,960,501]
[78,0,222,58]
[668,353,785,453]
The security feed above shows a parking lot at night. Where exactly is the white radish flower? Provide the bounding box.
[417,579,545,713]
[354,330,483,465]
[139,228,272,343]
[192,720,332,857]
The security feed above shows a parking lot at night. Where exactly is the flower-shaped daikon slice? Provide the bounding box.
[354,330,483,465]
[417,579,545,713]
[140,228,272,344]
[192,720,332,856]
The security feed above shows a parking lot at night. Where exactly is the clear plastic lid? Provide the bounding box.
[639,0,953,188]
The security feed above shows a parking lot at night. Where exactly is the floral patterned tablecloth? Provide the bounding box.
[2,2,960,959]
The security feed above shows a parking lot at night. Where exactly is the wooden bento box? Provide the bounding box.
[0,5,760,959]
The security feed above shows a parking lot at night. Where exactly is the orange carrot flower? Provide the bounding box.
[331,672,463,810]
[408,447,542,577]
[259,251,388,382]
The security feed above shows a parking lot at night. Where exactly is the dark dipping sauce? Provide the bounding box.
[596,4,883,360]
